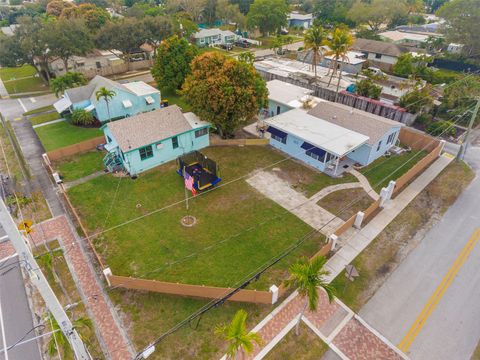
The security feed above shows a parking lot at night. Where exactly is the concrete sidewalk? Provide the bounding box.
[0,77,9,98]
[324,153,453,282]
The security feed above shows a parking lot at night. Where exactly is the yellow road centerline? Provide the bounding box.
[398,229,480,352]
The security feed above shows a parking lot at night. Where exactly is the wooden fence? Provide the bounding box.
[398,127,441,152]
[209,138,269,146]
[47,136,105,161]
[256,70,417,125]
[79,60,153,79]
[109,275,279,304]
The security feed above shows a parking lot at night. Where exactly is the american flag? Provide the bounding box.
[184,171,197,196]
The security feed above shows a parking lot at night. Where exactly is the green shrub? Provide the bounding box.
[71,109,95,126]
[426,121,457,137]
[415,113,433,125]
[356,78,382,99]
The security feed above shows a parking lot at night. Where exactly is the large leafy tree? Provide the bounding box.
[438,0,480,58]
[142,16,174,57]
[166,0,206,22]
[50,72,88,97]
[247,0,288,36]
[303,25,327,78]
[95,18,148,63]
[215,310,263,359]
[348,0,408,31]
[60,3,111,31]
[46,0,75,17]
[47,19,93,72]
[399,85,434,114]
[313,0,354,26]
[181,52,268,138]
[284,256,335,336]
[231,0,254,14]
[151,35,199,90]
[216,0,245,28]
[0,35,27,68]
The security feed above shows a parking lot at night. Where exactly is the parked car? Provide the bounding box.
[235,40,250,48]
[220,43,233,51]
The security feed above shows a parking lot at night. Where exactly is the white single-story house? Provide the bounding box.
[193,28,238,47]
[288,12,314,29]
[379,30,433,47]
[320,50,367,75]
[351,38,406,70]
[265,101,403,176]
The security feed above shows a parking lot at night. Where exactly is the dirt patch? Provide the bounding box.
[332,161,475,311]
[317,188,373,221]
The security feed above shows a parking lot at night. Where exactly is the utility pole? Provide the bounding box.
[0,200,91,360]
[458,97,480,160]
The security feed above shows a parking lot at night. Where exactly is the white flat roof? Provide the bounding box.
[123,81,159,96]
[379,31,430,42]
[184,112,210,129]
[288,12,313,20]
[265,109,369,157]
[324,50,366,65]
[267,80,313,106]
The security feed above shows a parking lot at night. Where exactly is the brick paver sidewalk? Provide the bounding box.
[246,289,406,360]
[31,216,133,360]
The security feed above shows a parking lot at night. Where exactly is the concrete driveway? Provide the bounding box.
[0,94,57,121]
[358,140,480,360]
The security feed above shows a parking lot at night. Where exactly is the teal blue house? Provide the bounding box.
[53,75,161,122]
[102,105,210,175]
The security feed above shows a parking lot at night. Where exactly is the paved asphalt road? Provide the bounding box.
[359,139,480,360]
[0,255,42,360]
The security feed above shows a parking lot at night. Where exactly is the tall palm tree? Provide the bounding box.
[284,256,335,336]
[303,25,327,78]
[215,309,263,359]
[324,27,354,95]
[95,87,116,122]
[47,313,93,358]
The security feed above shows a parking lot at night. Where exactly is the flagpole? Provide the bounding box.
[183,166,189,212]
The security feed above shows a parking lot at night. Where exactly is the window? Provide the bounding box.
[172,136,179,149]
[276,106,281,115]
[139,145,153,160]
[375,53,382,59]
[387,133,396,145]
[306,150,321,161]
[121,151,125,160]
[195,128,208,138]
[377,140,382,151]
[271,134,287,144]
[325,152,333,163]
[107,136,112,143]
[95,61,101,69]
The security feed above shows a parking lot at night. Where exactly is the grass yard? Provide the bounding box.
[264,323,329,360]
[29,111,61,126]
[275,159,358,198]
[35,241,104,360]
[35,121,102,151]
[0,64,37,80]
[331,161,474,311]
[54,150,105,182]
[317,188,374,221]
[360,150,427,192]
[68,146,328,289]
[23,105,55,116]
[159,87,192,112]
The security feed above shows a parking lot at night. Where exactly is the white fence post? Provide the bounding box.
[270,285,279,304]
[328,234,338,251]
[354,211,365,229]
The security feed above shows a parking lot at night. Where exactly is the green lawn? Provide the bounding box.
[160,87,192,112]
[318,188,373,221]
[35,121,102,151]
[0,64,37,80]
[54,150,105,182]
[68,146,327,289]
[23,105,55,116]
[29,111,61,126]
[360,150,428,191]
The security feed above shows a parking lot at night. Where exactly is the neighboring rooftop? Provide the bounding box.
[65,75,140,103]
[324,50,366,65]
[193,28,236,38]
[267,80,313,106]
[308,101,403,145]
[106,105,207,152]
[379,30,432,43]
[396,23,442,35]
[288,12,313,20]
[352,38,405,58]
[266,108,369,157]
[123,81,159,96]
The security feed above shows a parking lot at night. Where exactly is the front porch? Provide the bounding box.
[323,156,357,177]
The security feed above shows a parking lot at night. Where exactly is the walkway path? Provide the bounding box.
[31,216,135,360]
[0,76,9,99]
[64,170,106,189]
[32,117,65,128]
[347,169,380,200]
[245,154,453,360]
[247,171,344,235]
[309,182,364,203]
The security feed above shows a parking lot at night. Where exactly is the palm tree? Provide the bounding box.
[215,309,263,359]
[284,256,335,336]
[95,87,116,122]
[303,25,327,78]
[47,313,93,358]
[324,27,354,96]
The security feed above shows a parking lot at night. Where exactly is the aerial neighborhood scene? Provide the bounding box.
[0,0,479,359]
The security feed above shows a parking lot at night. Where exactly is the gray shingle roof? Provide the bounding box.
[352,38,404,58]
[307,102,403,146]
[107,105,196,152]
[65,75,135,104]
